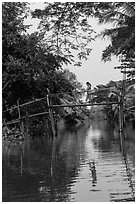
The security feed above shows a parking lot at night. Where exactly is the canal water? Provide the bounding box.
[2,120,135,202]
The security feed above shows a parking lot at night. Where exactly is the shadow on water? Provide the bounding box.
[2,120,135,202]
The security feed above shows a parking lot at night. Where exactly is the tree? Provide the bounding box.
[31,2,135,79]
[2,2,32,105]
[2,3,77,108]
[93,80,135,122]
[31,2,95,65]
[94,2,135,80]
[114,57,135,79]
[94,2,135,61]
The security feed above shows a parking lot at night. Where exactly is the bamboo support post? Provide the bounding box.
[118,84,126,140]
[17,100,24,135]
[25,112,29,134]
[47,89,56,137]
[119,96,124,133]
[17,100,21,120]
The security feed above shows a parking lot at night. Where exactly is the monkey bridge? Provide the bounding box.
[3,86,125,140]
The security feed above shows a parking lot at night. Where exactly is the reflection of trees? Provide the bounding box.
[123,123,135,140]
[3,120,135,202]
[90,121,118,152]
[120,138,135,201]
[43,125,89,201]
[88,120,135,201]
[3,124,90,202]
[27,136,79,201]
[2,159,41,201]
[109,137,135,202]
[90,121,134,154]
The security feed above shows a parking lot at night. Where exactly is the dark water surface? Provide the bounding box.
[2,120,135,202]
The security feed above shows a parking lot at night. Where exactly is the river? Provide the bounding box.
[2,120,135,202]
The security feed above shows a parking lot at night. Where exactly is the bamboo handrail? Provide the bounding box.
[124,106,135,110]
[3,99,120,114]
[3,111,49,126]
[47,88,114,96]
[2,90,92,112]
[3,118,20,126]
[3,96,48,113]
[3,101,120,126]
[3,105,18,113]
[47,102,120,108]
[3,87,119,113]
[27,111,49,118]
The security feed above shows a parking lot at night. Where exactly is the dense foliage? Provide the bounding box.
[32,2,135,78]
[94,2,135,81]
[2,2,135,125]
[2,2,91,127]
[2,3,81,110]
[93,80,135,122]
[95,3,135,59]
[31,2,135,123]
[32,2,95,65]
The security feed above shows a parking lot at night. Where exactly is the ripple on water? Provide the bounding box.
[2,121,135,202]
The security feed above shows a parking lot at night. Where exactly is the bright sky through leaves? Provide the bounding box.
[25,2,122,88]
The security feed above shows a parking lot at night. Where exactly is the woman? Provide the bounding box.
[86,82,92,102]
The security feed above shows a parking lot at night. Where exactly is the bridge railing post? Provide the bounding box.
[46,89,56,137]
[17,100,24,135]
[118,89,125,141]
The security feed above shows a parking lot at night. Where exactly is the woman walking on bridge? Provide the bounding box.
[86,82,92,103]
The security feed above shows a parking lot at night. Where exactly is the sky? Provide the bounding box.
[25,2,123,88]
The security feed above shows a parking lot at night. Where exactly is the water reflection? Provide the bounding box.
[2,120,135,202]
[89,160,97,186]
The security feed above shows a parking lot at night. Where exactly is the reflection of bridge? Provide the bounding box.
[3,87,124,138]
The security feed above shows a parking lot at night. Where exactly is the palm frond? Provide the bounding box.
[96,27,124,39]
[115,2,135,17]
[97,2,135,26]
[98,10,125,24]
